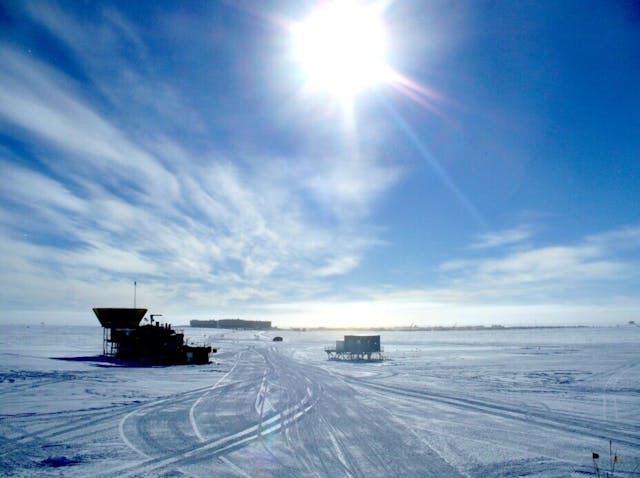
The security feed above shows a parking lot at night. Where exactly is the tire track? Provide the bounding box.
[189,351,244,443]
[97,390,317,477]
[289,357,465,477]
[119,351,247,457]
[601,358,639,422]
[346,376,640,448]
[106,346,318,477]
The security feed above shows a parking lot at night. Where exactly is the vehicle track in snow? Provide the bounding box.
[342,374,640,449]
[100,344,464,477]
[0,351,246,476]
[601,357,640,422]
[0,380,237,451]
[254,348,465,477]
[115,348,261,458]
[98,345,319,477]
[1,345,320,477]
[8,335,635,477]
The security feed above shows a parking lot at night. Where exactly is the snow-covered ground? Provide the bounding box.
[1,324,638,477]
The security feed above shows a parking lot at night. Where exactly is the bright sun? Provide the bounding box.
[291,0,390,102]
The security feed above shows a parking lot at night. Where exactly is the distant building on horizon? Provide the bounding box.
[190,319,271,330]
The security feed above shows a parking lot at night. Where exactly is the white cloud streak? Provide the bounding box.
[314,255,361,277]
[2,3,635,328]
[0,2,400,317]
[440,225,639,302]
[247,224,640,327]
[471,225,535,249]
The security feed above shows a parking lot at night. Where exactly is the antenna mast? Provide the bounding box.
[134,281,137,308]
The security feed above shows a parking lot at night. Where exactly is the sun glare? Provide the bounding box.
[291,1,389,102]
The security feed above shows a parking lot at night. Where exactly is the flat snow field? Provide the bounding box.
[1,325,638,477]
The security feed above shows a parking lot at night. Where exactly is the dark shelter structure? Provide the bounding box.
[325,335,384,361]
[94,308,214,365]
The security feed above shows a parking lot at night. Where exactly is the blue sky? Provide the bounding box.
[1,0,639,327]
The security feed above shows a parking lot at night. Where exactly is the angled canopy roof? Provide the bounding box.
[93,308,147,328]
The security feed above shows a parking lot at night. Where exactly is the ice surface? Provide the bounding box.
[1,324,638,477]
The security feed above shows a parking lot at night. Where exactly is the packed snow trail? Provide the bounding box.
[1,326,639,477]
[1,342,461,477]
[99,345,461,477]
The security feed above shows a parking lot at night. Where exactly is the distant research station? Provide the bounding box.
[190,319,272,330]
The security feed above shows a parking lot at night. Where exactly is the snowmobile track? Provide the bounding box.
[345,376,640,448]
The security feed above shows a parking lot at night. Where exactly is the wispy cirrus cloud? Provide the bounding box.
[314,255,361,277]
[440,224,639,301]
[5,2,634,329]
[471,225,535,250]
[254,224,640,327]
[302,151,402,219]
[0,2,402,319]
